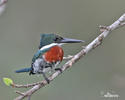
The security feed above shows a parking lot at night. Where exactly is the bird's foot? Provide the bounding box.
[42,72,50,84]
[45,77,50,84]
[55,68,62,73]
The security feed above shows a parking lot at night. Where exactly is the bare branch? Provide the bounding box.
[99,25,109,32]
[0,0,7,6]
[0,0,8,16]
[119,22,125,26]
[28,95,31,100]
[13,82,42,88]
[14,13,125,100]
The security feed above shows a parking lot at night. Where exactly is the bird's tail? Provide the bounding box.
[15,67,32,73]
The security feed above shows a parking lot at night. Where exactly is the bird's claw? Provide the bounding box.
[45,77,50,84]
[55,68,62,73]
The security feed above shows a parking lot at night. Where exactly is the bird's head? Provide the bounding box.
[39,33,84,49]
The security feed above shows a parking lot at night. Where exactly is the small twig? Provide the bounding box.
[14,13,125,100]
[15,91,25,96]
[13,82,42,88]
[63,55,73,60]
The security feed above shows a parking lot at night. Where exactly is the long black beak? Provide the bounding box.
[60,38,84,43]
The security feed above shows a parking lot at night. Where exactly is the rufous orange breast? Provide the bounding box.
[43,46,64,63]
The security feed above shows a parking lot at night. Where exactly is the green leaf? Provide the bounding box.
[3,77,13,86]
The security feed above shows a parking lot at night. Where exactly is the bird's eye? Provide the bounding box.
[54,35,63,43]
[54,37,58,41]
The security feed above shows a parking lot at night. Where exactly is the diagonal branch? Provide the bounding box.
[14,13,125,100]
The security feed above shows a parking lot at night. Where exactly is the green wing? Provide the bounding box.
[32,48,50,62]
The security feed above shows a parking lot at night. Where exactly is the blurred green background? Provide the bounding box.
[0,0,125,100]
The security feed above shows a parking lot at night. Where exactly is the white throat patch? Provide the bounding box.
[40,43,62,51]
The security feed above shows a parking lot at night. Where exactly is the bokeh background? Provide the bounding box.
[0,0,125,100]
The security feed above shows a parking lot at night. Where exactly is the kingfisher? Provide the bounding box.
[15,33,84,83]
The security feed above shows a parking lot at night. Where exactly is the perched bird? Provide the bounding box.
[15,33,84,83]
